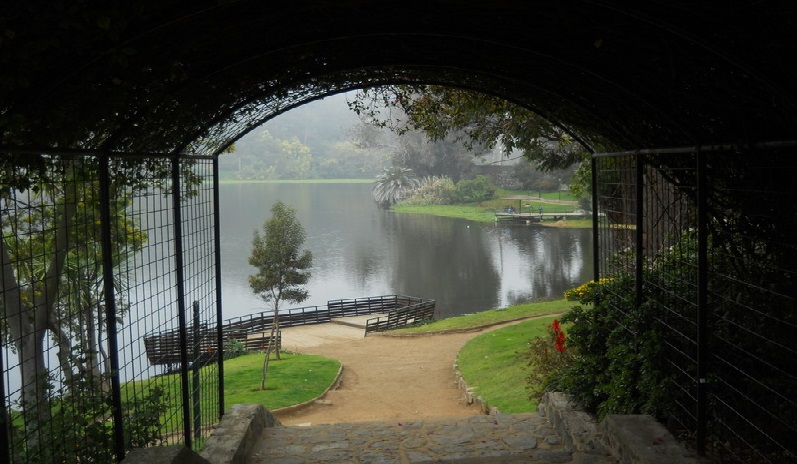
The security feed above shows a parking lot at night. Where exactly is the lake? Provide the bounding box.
[219,182,593,319]
[1,181,593,401]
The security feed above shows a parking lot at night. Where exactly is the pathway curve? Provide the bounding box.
[274,317,488,425]
[247,316,617,463]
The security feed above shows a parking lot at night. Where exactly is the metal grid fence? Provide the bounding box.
[0,151,222,462]
[594,145,797,462]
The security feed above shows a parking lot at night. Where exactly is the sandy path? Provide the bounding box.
[273,318,488,425]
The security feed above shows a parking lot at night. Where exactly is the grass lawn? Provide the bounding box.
[123,352,340,434]
[498,189,579,202]
[221,352,340,410]
[391,299,572,334]
[456,316,561,413]
[392,194,590,228]
[217,178,373,184]
[391,204,498,223]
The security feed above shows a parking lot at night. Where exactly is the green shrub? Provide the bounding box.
[553,275,671,419]
[453,175,495,203]
[12,373,168,463]
[400,176,456,205]
[224,338,249,360]
[525,318,573,402]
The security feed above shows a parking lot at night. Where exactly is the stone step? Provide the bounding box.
[246,413,616,463]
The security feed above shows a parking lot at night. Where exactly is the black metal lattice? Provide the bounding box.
[0,152,222,462]
[594,144,797,463]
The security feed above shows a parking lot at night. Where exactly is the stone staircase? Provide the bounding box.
[126,394,704,463]
[245,413,614,463]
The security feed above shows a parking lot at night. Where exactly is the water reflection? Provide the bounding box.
[220,183,593,319]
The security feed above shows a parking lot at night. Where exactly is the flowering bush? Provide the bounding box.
[554,275,672,420]
[563,278,612,303]
[525,319,573,402]
[552,319,567,352]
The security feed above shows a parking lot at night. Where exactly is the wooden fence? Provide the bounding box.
[364,298,436,334]
[143,295,434,366]
[143,328,281,367]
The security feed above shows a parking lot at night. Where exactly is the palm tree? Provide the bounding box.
[372,166,420,208]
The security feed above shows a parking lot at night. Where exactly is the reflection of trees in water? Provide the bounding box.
[487,226,593,306]
[345,203,392,289]
[384,213,501,316]
[219,183,593,318]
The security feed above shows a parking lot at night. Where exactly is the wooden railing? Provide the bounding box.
[143,328,282,367]
[364,298,436,335]
[143,295,434,366]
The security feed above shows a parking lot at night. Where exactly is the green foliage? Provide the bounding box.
[249,201,312,385]
[554,275,674,420]
[223,338,249,360]
[453,175,495,203]
[569,160,593,200]
[396,173,499,207]
[248,201,313,311]
[562,278,612,303]
[372,166,421,207]
[349,86,589,171]
[1,159,158,436]
[525,319,573,402]
[12,373,167,463]
[399,175,456,206]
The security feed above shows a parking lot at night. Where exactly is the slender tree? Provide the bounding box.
[248,201,312,389]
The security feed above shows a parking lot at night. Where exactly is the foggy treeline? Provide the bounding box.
[218,92,575,190]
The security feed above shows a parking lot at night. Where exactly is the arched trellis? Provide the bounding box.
[3,2,796,155]
[2,1,797,463]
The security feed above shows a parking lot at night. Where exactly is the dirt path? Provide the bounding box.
[273,319,498,425]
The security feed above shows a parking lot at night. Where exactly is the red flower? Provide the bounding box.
[552,319,567,352]
[554,333,567,352]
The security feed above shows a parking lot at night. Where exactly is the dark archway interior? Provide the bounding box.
[2,1,796,155]
[2,3,797,461]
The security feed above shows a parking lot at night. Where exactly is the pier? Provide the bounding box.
[142,295,435,368]
[494,211,588,223]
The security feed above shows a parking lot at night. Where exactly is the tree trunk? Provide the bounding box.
[85,299,106,391]
[0,164,80,445]
[273,307,281,360]
[259,323,280,391]
[51,320,77,387]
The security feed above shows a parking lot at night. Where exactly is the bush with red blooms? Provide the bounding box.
[525,318,572,402]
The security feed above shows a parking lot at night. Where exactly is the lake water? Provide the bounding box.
[219,183,593,319]
[2,182,593,402]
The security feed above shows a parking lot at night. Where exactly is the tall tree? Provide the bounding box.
[348,85,590,171]
[0,158,154,447]
[248,201,312,389]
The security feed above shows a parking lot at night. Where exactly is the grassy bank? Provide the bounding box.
[391,298,576,413]
[221,352,340,409]
[457,316,559,413]
[217,178,373,184]
[392,191,591,229]
[124,352,340,433]
[391,204,498,222]
[391,298,571,333]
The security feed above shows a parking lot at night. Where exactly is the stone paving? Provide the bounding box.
[247,413,616,463]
